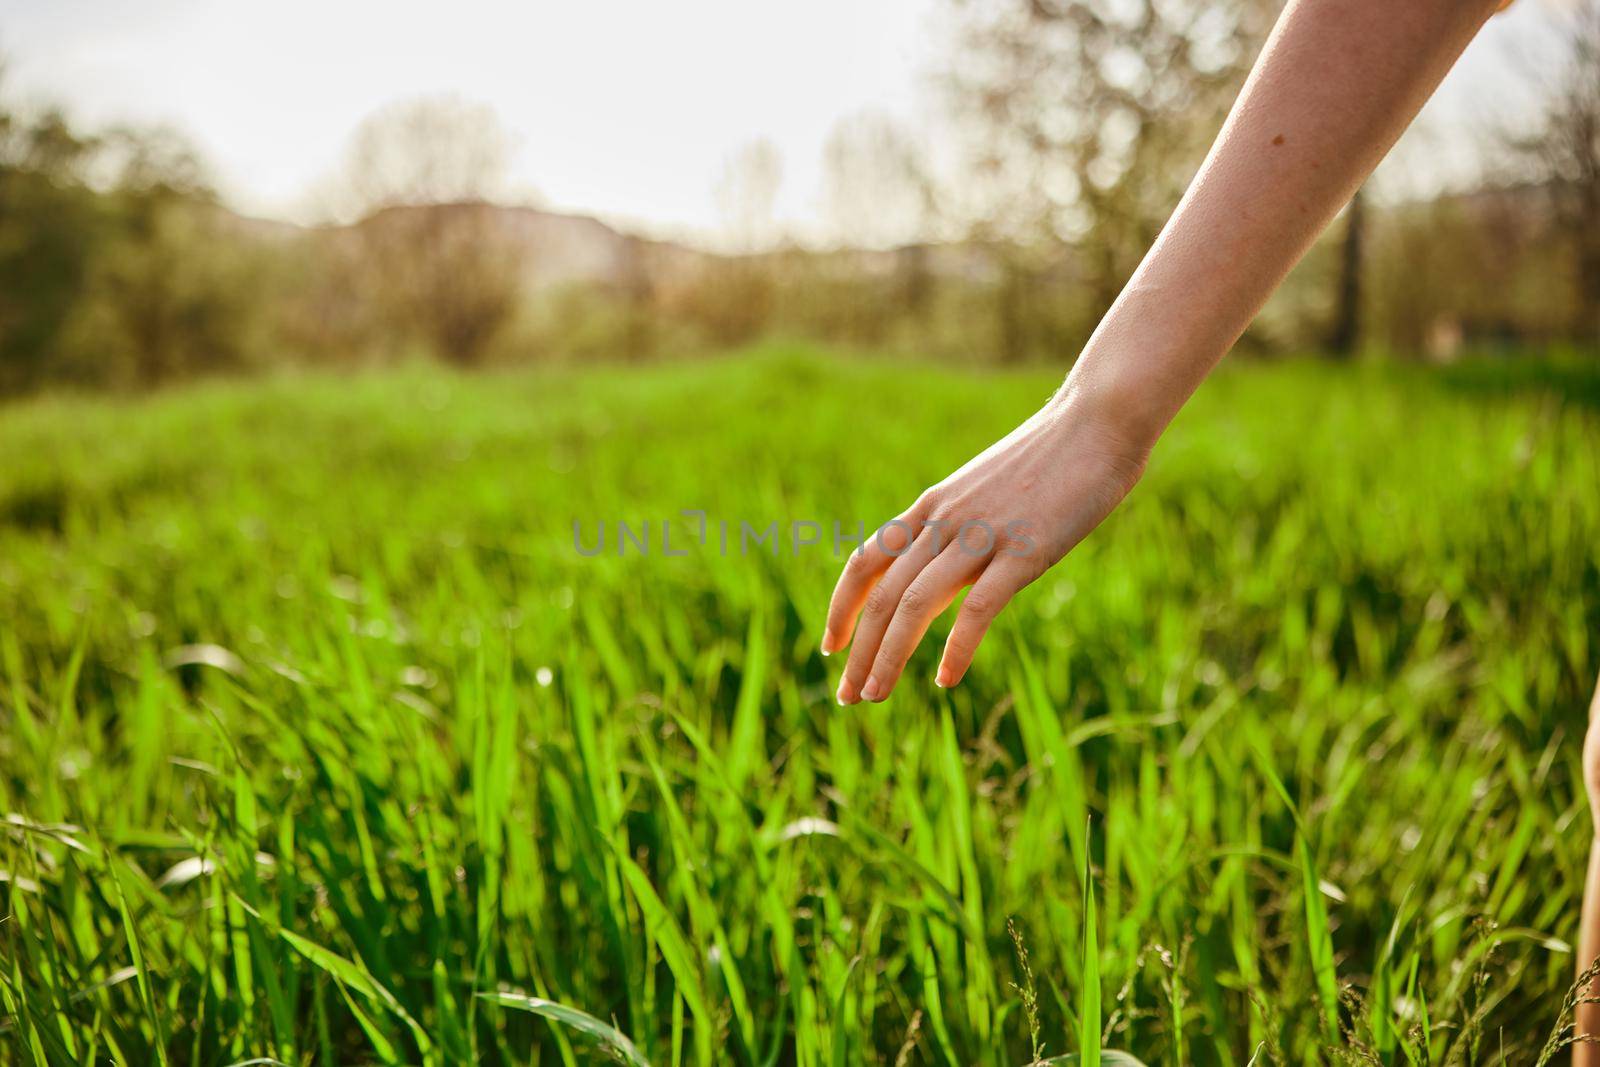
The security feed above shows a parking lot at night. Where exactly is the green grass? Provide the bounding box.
[1,344,1598,1065]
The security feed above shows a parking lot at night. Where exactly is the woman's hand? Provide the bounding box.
[814,0,1503,707]
[821,391,1151,704]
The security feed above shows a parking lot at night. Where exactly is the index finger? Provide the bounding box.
[822,499,931,655]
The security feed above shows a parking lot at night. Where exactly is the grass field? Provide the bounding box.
[2,346,1599,1065]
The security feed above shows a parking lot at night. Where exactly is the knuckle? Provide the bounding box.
[843,549,873,578]
[842,560,877,588]
[997,519,1039,551]
[952,519,996,555]
[875,522,911,555]
[961,589,1000,621]
[1011,553,1047,586]
[897,582,931,617]
[864,582,898,618]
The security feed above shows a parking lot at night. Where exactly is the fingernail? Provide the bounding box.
[935,666,953,688]
[861,675,881,702]
[836,679,857,706]
[821,628,835,656]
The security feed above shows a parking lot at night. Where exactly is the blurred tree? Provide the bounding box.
[672,253,775,347]
[820,113,938,341]
[1328,187,1366,358]
[682,139,783,346]
[1518,1,1600,344]
[714,139,784,254]
[342,97,525,366]
[0,91,106,392]
[62,178,266,386]
[947,0,1274,349]
[344,96,509,211]
[611,233,659,359]
[821,113,935,251]
[1365,188,1573,359]
[63,125,267,387]
[1,64,261,392]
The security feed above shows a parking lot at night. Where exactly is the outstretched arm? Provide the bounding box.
[822,0,1503,704]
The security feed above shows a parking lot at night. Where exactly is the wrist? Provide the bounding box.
[1047,358,1167,462]
[1051,275,1234,452]
[1034,379,1157,500]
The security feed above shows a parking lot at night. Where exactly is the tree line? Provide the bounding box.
[1,0,1596,397]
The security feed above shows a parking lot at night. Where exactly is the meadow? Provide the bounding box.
[2,347,1599,1065]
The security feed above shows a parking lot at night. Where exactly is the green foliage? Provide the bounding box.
[0,110,113,393]
[0,348,1598,1063]
[0,101,270,394]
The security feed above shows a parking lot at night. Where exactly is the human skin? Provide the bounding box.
[821,0,1504,704]
[1581,671,1600,1065]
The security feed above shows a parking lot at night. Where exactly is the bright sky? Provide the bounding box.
[0,0,1572,244]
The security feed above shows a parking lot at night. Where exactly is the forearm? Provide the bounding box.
[1058,0,1500,445]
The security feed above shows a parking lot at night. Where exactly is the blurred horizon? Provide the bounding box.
[2,0,1595,398]
[0,0,1580,250]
